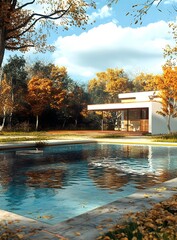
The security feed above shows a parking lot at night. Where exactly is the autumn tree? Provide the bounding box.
[104,68,130,101]
[27,76,52,130]
[0,74,13,131]
[65,84,89,128]
[29,61,54,79]
[50,66,67,113]
[88,68,130,104]
[0,0,96,68]
[156,66,177,133]
[133,72,159,92]
[88,76,109,104]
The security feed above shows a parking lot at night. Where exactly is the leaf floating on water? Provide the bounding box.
[144,194,152,198]
[96,225,104,230]
[38,215,54,219]
[16,233,25,239]
[74,232,81,236]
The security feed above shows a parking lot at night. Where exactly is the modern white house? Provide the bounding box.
[87,91,177,135]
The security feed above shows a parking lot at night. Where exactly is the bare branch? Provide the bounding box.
[6,44,34,50]
[7,8,69,40]
[16,0,36,11]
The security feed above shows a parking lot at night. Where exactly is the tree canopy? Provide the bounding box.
[0,0,96,68]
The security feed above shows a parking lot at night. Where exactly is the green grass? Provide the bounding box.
[152,133,177,142]
[0,131,126,143]
[1,131,177,143]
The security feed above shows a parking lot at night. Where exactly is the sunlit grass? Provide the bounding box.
[152,133,177,142]
[0,131,125,142]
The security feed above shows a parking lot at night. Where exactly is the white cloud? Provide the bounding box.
[153,0,177,4]
[89,5,112,21]
[53,20,172,82]
[164,0,177,4]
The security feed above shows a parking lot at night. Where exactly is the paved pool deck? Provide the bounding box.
[0,137,177,239]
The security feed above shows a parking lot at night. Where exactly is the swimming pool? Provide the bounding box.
[0,143,177,224]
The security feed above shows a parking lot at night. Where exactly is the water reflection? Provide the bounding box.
[87,144,177,190]
[0,144,177,223]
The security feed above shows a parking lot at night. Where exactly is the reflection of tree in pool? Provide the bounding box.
[26,169,65,188]
[134,169,177,189]
[88,167,129,190]
[0,151,16,186]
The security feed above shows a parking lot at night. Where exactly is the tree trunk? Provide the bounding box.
[0,27,6,69]
[36,115,39,131]
[62,118,66,129]
[74,118,78,127]
[0,108,6,131]
[167,115,171,134]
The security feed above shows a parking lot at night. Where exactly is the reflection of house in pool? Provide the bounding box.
[88,145,177,190]
[87,91,177,134]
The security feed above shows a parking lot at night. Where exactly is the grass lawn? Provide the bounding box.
[0,130,127,143]
[0,130,177,143]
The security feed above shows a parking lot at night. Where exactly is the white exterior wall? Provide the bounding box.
[151,102,177,134]
[170,117,177,133]
[151,102,167,134]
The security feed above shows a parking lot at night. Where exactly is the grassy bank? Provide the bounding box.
[0,130,125,143]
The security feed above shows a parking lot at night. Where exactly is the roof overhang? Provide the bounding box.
[87,102,152,111]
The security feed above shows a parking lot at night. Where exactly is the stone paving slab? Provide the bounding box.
[40,177,177,240]
[0,209,49,239]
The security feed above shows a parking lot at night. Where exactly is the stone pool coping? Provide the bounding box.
[1,136,177,150]
[0,138,177,239]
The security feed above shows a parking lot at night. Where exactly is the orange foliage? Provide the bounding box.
[27,76,52,116]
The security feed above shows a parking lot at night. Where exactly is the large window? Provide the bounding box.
[119,108,149,132]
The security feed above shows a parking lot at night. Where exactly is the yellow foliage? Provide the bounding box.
[88,68,129,103]
[0,75,13,116]
[133,72,159,91]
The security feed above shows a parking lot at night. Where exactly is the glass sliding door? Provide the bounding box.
[119,108,149,132]
[128,109,141,131]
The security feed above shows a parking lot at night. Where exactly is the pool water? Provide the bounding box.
[0,143,177,224]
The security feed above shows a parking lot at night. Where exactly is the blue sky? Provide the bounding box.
[4,0,177,83]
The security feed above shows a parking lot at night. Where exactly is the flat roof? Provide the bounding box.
[87,101,152,111]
